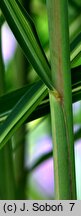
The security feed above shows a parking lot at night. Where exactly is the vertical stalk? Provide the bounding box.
[0,28,16,199]
[47,0,76,199]
[13,0,30,200]
[13,0,29,196]
[13,47,27,199]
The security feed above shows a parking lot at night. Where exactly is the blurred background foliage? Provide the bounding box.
[0,0,81,199]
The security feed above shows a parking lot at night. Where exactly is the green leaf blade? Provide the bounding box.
[0,81,48,149]
[0,0,53,90]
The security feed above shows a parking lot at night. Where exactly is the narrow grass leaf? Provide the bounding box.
[0,81,48,149]
[0,65,81,121]
[0,11,5,27]
[0,0,54,90]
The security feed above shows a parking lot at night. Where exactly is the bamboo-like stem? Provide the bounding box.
[47,0,76,199]
[0,28,16,199]
[13,1,30,199]
[13,47,27,199]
